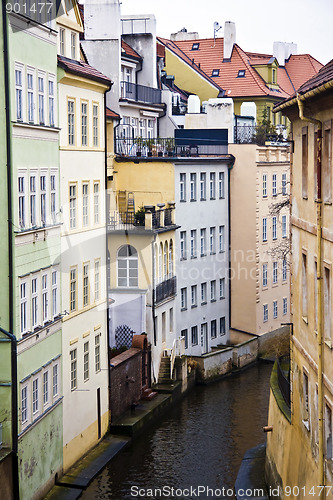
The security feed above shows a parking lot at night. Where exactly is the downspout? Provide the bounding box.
[2,5,19,500]
[296,94,324,494]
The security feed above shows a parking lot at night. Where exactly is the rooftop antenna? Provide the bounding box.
[213,21,222,47]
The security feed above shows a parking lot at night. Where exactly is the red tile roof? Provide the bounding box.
[106,107,121,119]
[58,55,112,87]
[297,58,333,95]
[121,40,142,61]
[284,54,323,93]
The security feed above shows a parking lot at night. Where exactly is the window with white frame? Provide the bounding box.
[273,300,278,319]
[49,78,55,126]
[182,329,188,350]
[42,273,48,323]
[27,70,34,123]
[219,225,225,252]
[210,172,216,199]
[70,349,77,391]
[210,227,216,254]
[70,267,77,312]
[52,270,58,318]
[272,173,277,196]
[20,281,27,334]
[50,173,56,223]
[180,231,186,260]
[218,172,225,199]
[273,261,278,284]
[158,244,162,283]
[219,278,225,299]
[69,184,76,229]
[191,285,197,307]
[210,280,216,301]
[147,119,154,139]
[93,104,99,147]
[117,245,138,287]
[302,371,310,428]
[211,319,217,338]
[32,377,39,414]
[169,240,174,276]
[283,297,288,315]
[190,230,197,258]
[191,326,198,346]
[262,218,267,242]
[60,28,65,56]
[164,242,168,279]
[94,182,99,224]
[200,173,206,200]
[38,75,45,125]
[21,385,28,425]
[30,174,36,227]
[95,334,101,373]
[83,263,89,307]
[262,173,267,198]
[181,287,187,310]
[282,259,287,281]
[272,216,277,240]
[71,32,76,59]
[18,175,26,229]
[282,215,287,238]
[43,370,49,406]
[263,304,268,322]
[201,282,207,303]
[190,173,197,201]
[220,317,226,335]
[53,363,58,398]
[200,228,206,256]
[83,341,89,382]
[94,260,100,302]
[282,172,287,195]
[81,102,88,146]
[40,174,47,225]
[68,100,75,145]
[82,183,89,226]
[15,66,23,121]
[31,277,38,329]
[180,173,186,201]
[263,263,268,287]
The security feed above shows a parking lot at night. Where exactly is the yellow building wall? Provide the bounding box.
[164,49,220,102]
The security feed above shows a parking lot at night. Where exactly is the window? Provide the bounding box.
[325,403,332,459]
[272,173,277,196]
[237,70,245,77]
[220,317,226,335]
[272,216,277,240]
[191,326,198,345]
[164,242,168,279]
[49,78,55,126]
[302,372,310,428]
[190,230,197,258]
[18,176,26,229]
[20,282,27,334]
[70,267,77,312]
[82,183,89,226]
[52,270,58,318]
[262,218,267,242]
[68,100,75,145]
[200,173,206,200]
[32,378,39,414]
[302,253,308,318]
[211,319,217,338]
[219,278,225,299]
[40,175,46,225]
[60,28,65,56]
[81,102,88,146]
[273,261,278,284]
[282,215,287,238]
[117,245,138,287]
[158,244,163,283]
[212,69,220,77]
[323,121,332,202]
[272,68,277,84]
[30,175,36,226]
[182,329,188,350]
[200,228,206,256]
[53,364,58,397]
[262,173,267,197]
[283,297,288,315]
[94,183,99,224]
[210,173,216,199]
[302,126,308,198]
[209,227,216,254]
[181,288,187,310]
[70,349,77,391]
[169,240,174,276]
[83,341,89,381]
[201,282,207,304]
[71,32,76,59]
[27,71,34,123]
[38,75,45,124]
[219,225,225,252]
[94,260,100,302]
[95,335,101,372]
[50,174,56,223]
[69,184,76,229]
[42,273,48,323]
[82,263,89,307]
[273,300,278,319]
[282,260,287,281]
[15,67,23,120]
[282,172,287,195]
[218,172,225,199]
[324,266,331,340]
[180,173,186,201]
[263,304,268,322]
[21,386,28,424]
[43,371,49,406]
[210,280,216,301]
[191,285,197,307]
[93,104,99,147]
[180,231,187,260]
[191,43,200,50]
[190,173,196,201]
[31,277,38,329]
[262,264,268,287]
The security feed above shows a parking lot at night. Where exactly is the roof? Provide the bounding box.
[106,107,121,120]
[298,58,333,95]
[58,55,112,87]
[121,40,142,61]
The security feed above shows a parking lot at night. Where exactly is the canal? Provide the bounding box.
[81,361,272,499]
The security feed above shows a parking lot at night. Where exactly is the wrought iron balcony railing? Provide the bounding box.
[154,275,177,304]
[234,125,288,145]
[120,81,162,104]
[108,209,174,232]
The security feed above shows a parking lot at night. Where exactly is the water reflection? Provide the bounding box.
[82,362,272,500]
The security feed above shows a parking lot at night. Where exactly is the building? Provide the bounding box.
[56,0,112,472]
[265,60,333,497]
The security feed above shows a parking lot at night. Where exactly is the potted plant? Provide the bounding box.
[165,137,174,156]
[145,138,155,157]
[134,206,145,226]
[134,136,144,156]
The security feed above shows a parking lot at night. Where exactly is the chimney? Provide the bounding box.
[223,21,236,60]
[273,41,297,66]
[84,0,121,40]
[171,29,199,41]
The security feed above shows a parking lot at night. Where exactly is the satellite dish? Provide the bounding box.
[214,22,221,31]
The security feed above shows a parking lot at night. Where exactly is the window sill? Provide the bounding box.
[201,301,207,306]
[181,307,187,312]
[180,257,187,261]
[302,316,308,325]
[324,339,333,349]
[324,201,332,206]
[180,199,186,203]
[190,199,197,202]
[200,198,206,201]
[191,305,197,309]
[211,299,216,303]
[302,420,310,431]
[190,256,197,260]
[220,296,225,300]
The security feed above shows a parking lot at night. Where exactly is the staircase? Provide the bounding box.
[158,356,174,384]
[117,190,127,213]
[141,385,157,401]
[127,192,135,215]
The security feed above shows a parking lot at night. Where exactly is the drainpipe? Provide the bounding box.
[2,4,19,499]
[296,95,324,496]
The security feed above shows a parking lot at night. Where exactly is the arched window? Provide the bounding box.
[159,243,163,283]
[154,244,158,282]
[117,245,138,287]
[169,239,174,276]
[164,241,168,279]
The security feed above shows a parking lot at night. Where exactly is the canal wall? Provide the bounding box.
[0,451,13,500]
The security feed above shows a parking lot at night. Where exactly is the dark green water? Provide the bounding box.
[81,362,272,500]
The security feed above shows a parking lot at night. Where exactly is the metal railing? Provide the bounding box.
[154,275,177,304]
[108,209,174,231]
[234,125,288,145]
[277,356,291,407]
[120,81,162,104]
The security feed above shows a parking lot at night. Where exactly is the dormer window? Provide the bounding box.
[212,69,220,77]
[272,68,277,84]
[237,70,246,78]
[191,43,200,50]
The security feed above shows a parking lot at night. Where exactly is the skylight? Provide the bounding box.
[237,70,246,77]
[191,43,200,50]
[212,69,220,77]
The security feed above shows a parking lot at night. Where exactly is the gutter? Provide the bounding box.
[296,94,324,498]
[275,80,333,113]
[2,5,19,500]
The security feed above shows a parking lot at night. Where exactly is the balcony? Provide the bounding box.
[154,275,177,304]
[234,124,288,145]
[120,81,162,105]
[108,206,175,232]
